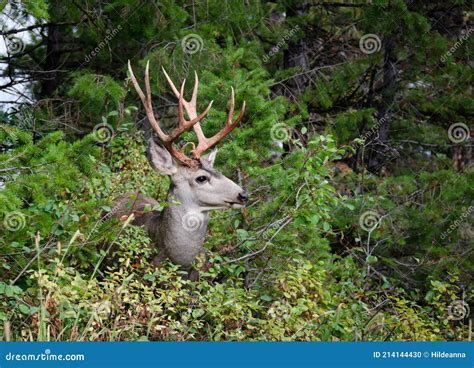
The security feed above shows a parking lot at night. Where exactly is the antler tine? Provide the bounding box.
[162,67,180,98]
[162,67,199,109]
[191,71,199,107]
[128,60,146,102]
[168,78,214,142]
[144,61,152,107]
[224,87,246,128]
[162,67,210,142]
[227,87,235,126]
[192,87,246,158]
[128,60,168,142]
[177,79,186,129]
[189,71,207,143]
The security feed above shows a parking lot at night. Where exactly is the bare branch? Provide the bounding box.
[0,22,78,36]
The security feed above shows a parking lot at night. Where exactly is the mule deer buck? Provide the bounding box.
[111,61,247,276]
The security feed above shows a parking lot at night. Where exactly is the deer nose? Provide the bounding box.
[238,192,249,203]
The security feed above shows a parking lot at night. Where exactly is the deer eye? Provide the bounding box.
[195,176,209,184]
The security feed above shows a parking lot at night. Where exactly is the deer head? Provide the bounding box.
[127,61,248,211]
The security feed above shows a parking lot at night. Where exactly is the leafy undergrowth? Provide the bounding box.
[0,225,468,341]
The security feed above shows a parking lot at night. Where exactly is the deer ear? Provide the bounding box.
[201,148,218,167]
[146,139,178,175]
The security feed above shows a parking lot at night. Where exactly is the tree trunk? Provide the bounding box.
[282,1,310,94]
[366,36,398,173]
[40,1,63,97]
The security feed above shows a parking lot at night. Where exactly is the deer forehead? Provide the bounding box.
[177,165,223,180]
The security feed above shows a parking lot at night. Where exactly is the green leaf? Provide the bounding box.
[5,286,14,297]
[19,304,30,315]
[424,290,434,302]
[322,222,331,232]
[3,285,21,298]
[236,229,249,239]
[152,204,164,211]
[365,255,378,264]
[192,309,205,318]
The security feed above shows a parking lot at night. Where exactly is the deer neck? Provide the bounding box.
[151,184,209,267]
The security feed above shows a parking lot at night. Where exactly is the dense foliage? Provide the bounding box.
[0,0,472,341]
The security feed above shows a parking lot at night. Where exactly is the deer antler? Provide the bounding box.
[161,67,246,159]
[128,61,245,166]
[128,60,212,167]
